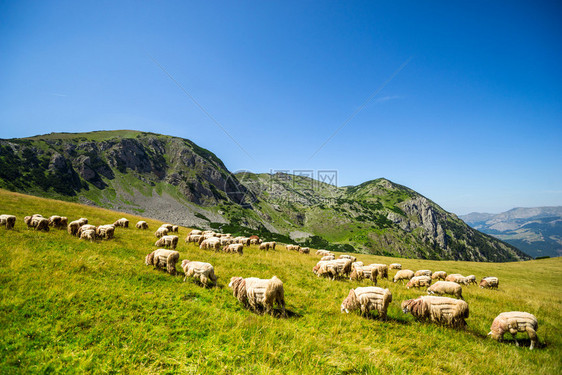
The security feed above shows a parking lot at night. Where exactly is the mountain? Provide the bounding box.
[0,130,530,262]
[461,207,562,258]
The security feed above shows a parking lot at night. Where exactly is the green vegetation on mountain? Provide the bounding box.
[0,130,530,262]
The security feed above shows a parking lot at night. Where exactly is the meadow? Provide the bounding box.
[0,189,561,374]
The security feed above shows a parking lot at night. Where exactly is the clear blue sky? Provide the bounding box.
[1,1,561,215]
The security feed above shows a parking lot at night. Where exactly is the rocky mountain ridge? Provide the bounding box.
[0,130,530,262]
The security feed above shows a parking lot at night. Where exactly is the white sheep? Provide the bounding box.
[229,276,285,316]
[339,254,357,262]
[96,224,115,240]
[393,269,415,282]
[77,218,88,226]
[223,243,243,255]
[406,276,432,289]
[369,264,388,279]
[415,270,432,277]
[0,214,16,230]
[389,263,402,270]
[155,227,169,238]
[136,221,149,229]
[401,295,469,328]
[480,277,499,289]
[349,265,378,285]
[286,244,300,251]
[155,235,179,250]
[80,229,97,241]
[427,281,463,299]
[68,220,81,236]
[488,311,539,350]
[145,249,180,275]
[299,247,310,254]
[340,287,392,319]
[446,274,470,285]
[181,260,217,286]
[200,238,221,251]
[431,271,447,280]
[189,229,202,236]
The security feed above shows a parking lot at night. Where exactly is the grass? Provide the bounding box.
[0,189,561,374]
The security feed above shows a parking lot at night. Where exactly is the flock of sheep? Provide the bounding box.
[1,213,540,350]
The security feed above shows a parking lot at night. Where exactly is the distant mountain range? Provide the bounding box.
[0,130,530,262]
[460,207,562,258]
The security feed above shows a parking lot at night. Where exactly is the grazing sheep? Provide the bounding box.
[68,220,81,236]
[189,229,202,236]
[202,230,214,235]
[200,238,221,251]
[314,259,353,280]
[415,270,432,277]
[401,296,469,328]
[352,261,364,268]
[220,237,233,246]
[160,224,174,231]
[155,235,179,250]
[446,274,470,285]
[369,264,389,279]
[77,224,96,237]
[286,244,300,251]
[96,224,115,240]
[80,229,97,241]
[431,271,447,281]
[480,277,499,289]
[488,311,539,350]
[27,216,49,231]
[316,249,332,256]
[113,218,129,228]
[181,260,217,286]
[60,217,68,228]
[466,275,477,285]
[341,287,392,319]
[349,265,379,285]
[48,215,63,228]
[155,227,169,238]
[299,247,310,254]
[223,243,244,255]
[406,276,432,289]
[185,234,202,243]
[229,276,285,315]
[389,263,402,270]
[145,249,180,275]
[172,225,179,232]
[428,281,463,299]
[267,241,276,250]
[339,254,357,262]
[321,255,335,261]
[136,221,149,229]
[0,214,16,230]
[259,242,270,251]
[77,218,88,226]
[393,269,415,283]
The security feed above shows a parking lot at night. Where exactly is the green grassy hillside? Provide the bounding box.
[0,189,560,374]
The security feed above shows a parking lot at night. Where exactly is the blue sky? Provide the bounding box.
[1,1,561,214]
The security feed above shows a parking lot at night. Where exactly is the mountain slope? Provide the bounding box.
[461,207,562,258]
[0,130,530,262]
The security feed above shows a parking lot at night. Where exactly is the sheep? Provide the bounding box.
[446,274,470,285]
[223,243,243,255]
[155,235,179,250]
[172,225,179,232]
[202,230,214,235]
[321,255,335,261]
[349,265,379,285]
[415,270,432,277]
[406,276,432,289]
[96,224,115,240]
[352,261,364,268]
[136,221,149,229]
[369,264,388,279]
[286,244,300,251]
[267,241,276,250]
[113,218,129,228]
[60,217,68,228]
[68,220,81,236]
[185,234,202,243]
[389,263,402,270]
[488,311,539,350]
[431,271,448,281]
[25,216,49,231]
[160,224,174,231]
[259,242,270,251]
[145,249,180,275]
[427,281,463,299]
[299,247,310,254]
[77,224,96,238]
[77,218,88,226]
[155,227,169,238]
[0,214,16,230]
[48,215,63,228]
[200,238,221,251]
[80,229,97,241]
[228,276,285,316]
[393,269,415,283]
[189,229,202,236]
[181,260,217,286]
[401,296,469,328]
[339,254,357,262]
[466,275,477,285]
[480,277,499,289]
[341,287,392,319]
[314,259,353,280]
[316,249,332,256]
[220,237,233,246]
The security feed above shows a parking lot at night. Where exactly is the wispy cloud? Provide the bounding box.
[48,92,67,97]
[376,95,402,103]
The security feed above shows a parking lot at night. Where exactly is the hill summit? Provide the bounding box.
[0,130,530,262]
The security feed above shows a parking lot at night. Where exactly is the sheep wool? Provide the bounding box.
[181,260,217,286]
[401,296,469,328]
[488,311,539,350]
[341,286,392,319]
[393,269,415,282]
[0,214,16,230]
[427,281,463,299]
